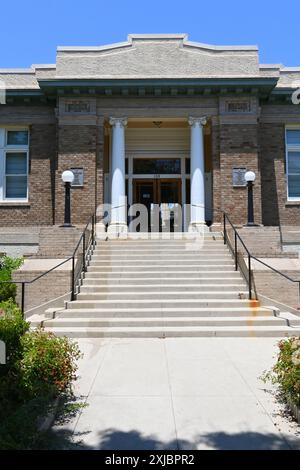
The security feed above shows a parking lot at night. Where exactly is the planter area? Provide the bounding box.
[262,336,300,424]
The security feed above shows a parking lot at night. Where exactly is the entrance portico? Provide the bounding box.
[107,116,208,233]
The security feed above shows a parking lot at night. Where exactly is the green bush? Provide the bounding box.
[0,299,29,370]
[0,256,23,302]
[0,300,82,449]
[18,329,81,399]
[263,337,300,406]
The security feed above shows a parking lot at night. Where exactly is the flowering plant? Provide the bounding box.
[263,337,300,406]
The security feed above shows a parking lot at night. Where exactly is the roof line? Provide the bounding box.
[281,67,300,72]
[260,64,282,69]
[0,68,35,74]
[57,33,258,53]
[32,64,56,70]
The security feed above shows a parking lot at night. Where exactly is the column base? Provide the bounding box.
[107,223,128,239]
[96,221,107,240]
[188,222,209,233]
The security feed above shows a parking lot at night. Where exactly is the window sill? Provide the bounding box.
[0,201,30,207]
[285,201,300,206]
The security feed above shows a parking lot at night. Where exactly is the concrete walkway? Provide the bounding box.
[54,338,300,450]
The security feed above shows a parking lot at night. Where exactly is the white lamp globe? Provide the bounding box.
[62,170,74,184]
[244,171,256,183]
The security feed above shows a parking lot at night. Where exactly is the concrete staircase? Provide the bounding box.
[42,233,300,337]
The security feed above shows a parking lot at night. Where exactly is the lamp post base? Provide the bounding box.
[59,223,75,228]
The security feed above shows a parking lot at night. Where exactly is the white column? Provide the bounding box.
[188,116,207,231]
[108,117,127,235]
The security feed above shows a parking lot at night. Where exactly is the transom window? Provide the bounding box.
[132,158,181,175]
[0,128,29,201]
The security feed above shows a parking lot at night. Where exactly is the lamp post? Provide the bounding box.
[244,171,257,227]
[61,170,74,227]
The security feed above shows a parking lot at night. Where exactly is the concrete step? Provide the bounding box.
[82,276,244,285]
[80,283,247,292]
[90,255,234,266]
[43,325,300,338]
[44,316,288,328]
[94,247,230,254]
[58,306,273,318]
[84,271,243,279]
[96,243,225,249]
[91,253,233,260]
[76,291,247,300]
[95,243,226,251]
[87,265,236,272]
[99,236,223,243]
[66,299,256,309]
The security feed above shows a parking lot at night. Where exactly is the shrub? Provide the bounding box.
[18,329,81,399]
[0,256,23,302]
[263,337,300,406]
[0,299,29,370]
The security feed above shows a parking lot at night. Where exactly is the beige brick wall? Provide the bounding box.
[259,122,300,226]
[13,269,72,312]
[1,96,300,229]
[55,124,98,225]
[37,226,84,257]
[253,270,300,310]
[0,121,56,226]
[219,122,262,225]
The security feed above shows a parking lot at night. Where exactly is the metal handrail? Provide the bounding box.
[217,209,300,303]
[0,213,96,315]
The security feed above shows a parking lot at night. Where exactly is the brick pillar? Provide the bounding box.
[211,121,221,224]
[55,98,98,225]
[218,97,262,225]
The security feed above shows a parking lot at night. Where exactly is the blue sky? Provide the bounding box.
[0,0,299,67]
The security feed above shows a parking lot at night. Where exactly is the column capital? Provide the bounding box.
[109,117,128,127]
[188,116,207,127]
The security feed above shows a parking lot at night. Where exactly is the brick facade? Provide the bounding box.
[218,121,262,225]
[55,124,98,225]
[259,122,300,226]
[0,100,299,230]
[0,120,56,226]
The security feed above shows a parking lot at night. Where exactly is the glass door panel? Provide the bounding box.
[158,179,181,232]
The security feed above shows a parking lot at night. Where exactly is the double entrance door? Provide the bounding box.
[133,179,182,231]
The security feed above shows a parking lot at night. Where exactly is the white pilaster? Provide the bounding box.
[108,117,128,235]
[188,116,208,232]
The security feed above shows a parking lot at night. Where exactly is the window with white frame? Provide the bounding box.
[0,128,29,201]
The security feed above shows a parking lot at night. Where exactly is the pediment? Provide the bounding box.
[56,34,260,79]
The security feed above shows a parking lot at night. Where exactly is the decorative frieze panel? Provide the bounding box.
[65,101,91,113]
[58,97,96,116]
[219,96,259,116]
[226,100,251,113]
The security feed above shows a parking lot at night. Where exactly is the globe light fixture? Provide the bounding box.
[244,171,256,183]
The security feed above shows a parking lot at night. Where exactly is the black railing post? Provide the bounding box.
[92,214,95,247]
[71,255,75,301]
[223,213,227,245]
[234,231,238,271]
[82,232,86,273]
[21,282,25,316]
[248,254,252,300]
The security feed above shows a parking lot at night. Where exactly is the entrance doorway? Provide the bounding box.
[133,179,182,231]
